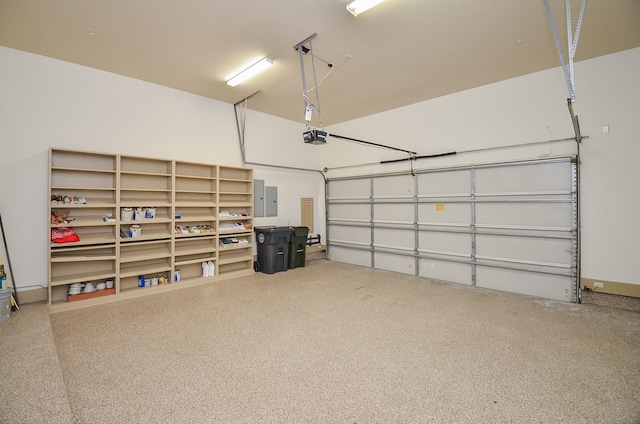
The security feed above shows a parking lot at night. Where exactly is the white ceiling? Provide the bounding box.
[1,0,639,126]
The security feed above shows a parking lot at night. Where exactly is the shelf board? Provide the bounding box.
[120,217,172,224]
[119,252,171,263]
[176,175,216,181]
[120,171,171,177]
[175,256,216,266]
[218,244,252,251]
[174,232,217,239]
[218,229,252,235]
[51,186,115,191]
[219,202,253,207]
[120,188,171,193]
[175,246,216,256]
[219,178,251,183]
[119,202,172,208]
[50,235,116,247]
[174,215,216,222]
[175,202,216,207]
[174,234,217,243]
[219,216,252,221]
[120,234,172,243]
[51,254,116,263]
[52,218,115,227]
[119,264,172,279]
[51,271,117,286]
[175,189,216,194]
[217,254,252,265]
[52,167,115,174]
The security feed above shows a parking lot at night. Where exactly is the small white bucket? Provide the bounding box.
[129,224,142,238]
[121,207,133,221]
[134,208,145,221]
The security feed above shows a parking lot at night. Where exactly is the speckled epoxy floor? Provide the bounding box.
[3,260,640,423]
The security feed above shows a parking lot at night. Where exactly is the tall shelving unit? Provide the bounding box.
[217,167,254,275]
[48,149,253,312]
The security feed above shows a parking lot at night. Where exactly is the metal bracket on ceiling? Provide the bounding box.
[293,33,322,129]
[543,0,588,104]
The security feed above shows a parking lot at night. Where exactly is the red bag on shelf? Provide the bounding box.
[51,227,80,243]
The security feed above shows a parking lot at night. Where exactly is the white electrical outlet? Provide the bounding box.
[593,282,604,288]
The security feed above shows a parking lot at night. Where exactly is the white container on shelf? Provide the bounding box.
[129,224,142,238]
[121,207,133,221]
[134,208,145,221]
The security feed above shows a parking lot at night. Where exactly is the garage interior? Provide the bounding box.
[1,0,639,422]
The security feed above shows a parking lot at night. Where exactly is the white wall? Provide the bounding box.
[1,44,638,296]
[0,46,324,295]
[323,47,640,289]
[243,108,327,241]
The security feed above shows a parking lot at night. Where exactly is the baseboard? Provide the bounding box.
[13,287,48,305]
[581,277,640,298]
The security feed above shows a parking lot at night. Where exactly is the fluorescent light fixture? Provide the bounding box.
[346,0,386,16]
[226,57,273,87]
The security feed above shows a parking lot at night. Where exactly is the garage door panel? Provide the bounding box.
[418,170,471,195]
[374,175,414,197]
[476,266,573,301]
[476,202,573,228]
[329,178,370,198]
[374,203,414,223]
[328,246,371,267]
[329,225,370,245]
[419,258,472,285]
[328,203,370,221]
[476,234,573,266]
[419,231,471,256]
[375,252,415,275]
[374,228,414,249]
[418,203,471,225]
[475,162,572,194]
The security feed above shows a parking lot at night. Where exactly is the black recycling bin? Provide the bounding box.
[288,226,309,269]
[254,226,292,274]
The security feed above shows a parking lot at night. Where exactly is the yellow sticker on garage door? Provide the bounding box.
[436,204,445,211]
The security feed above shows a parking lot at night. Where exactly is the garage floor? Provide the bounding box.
[2,259,639,423]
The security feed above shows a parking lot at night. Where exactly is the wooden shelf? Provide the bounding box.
[48,149,253,311]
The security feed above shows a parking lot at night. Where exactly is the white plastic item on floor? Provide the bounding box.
[0,289,11,322]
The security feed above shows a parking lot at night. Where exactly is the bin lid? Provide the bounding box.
[291,226,309,237]
[254,226,277,232]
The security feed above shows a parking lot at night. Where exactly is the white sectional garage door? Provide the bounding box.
[326,157,578,302]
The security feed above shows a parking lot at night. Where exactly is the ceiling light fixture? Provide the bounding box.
[226,57,273,87]
[346,0,386,17]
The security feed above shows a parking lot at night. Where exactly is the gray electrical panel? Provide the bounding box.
[254,179,265,217]
[266,186,278,217]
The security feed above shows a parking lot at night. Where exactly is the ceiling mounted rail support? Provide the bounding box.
[543,0,588,104]
[233,91,261,164]
[294,33,322,130]
[567,98,582,143]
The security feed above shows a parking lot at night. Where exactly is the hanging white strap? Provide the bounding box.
[543,0,588,103]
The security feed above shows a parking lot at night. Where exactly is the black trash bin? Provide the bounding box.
[287,226,309,269]
[254,226,292,274]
